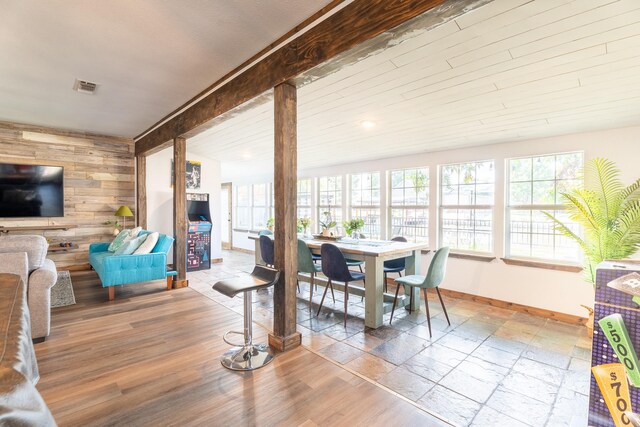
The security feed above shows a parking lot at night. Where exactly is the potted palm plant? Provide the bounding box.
[544,157,640,335]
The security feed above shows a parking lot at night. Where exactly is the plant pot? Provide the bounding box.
[582,304,594,337]
[321,229,331,237]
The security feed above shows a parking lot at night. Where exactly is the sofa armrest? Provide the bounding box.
[89,242,111,253]
[0,253,28,285]
[29,259,57,292]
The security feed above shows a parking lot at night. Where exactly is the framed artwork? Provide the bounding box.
[171,160,202,189]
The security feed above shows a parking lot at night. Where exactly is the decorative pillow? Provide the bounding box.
[133,232,159,255]
[108,229,132,252]
[114,234,148,255]
[129,226,143,238]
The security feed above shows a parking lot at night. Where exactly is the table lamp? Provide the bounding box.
[115,205,134,230]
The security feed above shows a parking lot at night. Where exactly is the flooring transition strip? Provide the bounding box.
[187,286,456,426]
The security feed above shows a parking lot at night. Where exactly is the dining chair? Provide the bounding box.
[260,235,299,291]
[390,247,450,338]
[259,235,275,267]
[297,239,325,306]
[383,236,408,292]
[317,243,365,327]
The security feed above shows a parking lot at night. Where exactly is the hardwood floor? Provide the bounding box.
[35,271,449,426]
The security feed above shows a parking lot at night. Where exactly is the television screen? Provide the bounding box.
[0,164,64,217]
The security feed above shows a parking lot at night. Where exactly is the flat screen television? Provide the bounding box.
[0,163,64,217]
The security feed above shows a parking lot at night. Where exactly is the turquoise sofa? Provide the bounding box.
[89,230,174,300]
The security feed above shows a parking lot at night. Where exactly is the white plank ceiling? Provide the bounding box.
[188,0,640,174]
[0,0,338,136]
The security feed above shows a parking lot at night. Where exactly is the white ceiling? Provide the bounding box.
[0,0,336,136]
[187,0,640,175]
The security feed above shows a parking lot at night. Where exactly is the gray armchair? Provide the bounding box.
[0,235,58,341]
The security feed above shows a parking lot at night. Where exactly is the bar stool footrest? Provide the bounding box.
[223,330,246,347]
[221,343,274,371]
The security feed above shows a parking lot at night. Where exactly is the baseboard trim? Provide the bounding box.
[231,246,254,254]
[439,288,586,325]
[384,277,586,325]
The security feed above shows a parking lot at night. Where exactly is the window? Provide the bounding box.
[297,179,312,219]
[506,152,583,262]
[318,175,342,233]
[350,172,381,239]
[252,183,268,230]
[440,161,494,253]
[390,167,429,242]
[235,184,250,229]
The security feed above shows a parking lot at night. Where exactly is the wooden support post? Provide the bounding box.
[136,155,147,229]
[173,137,189,288]
[269,82,301,352]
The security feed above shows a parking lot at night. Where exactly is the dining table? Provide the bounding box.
[248,234,429,329]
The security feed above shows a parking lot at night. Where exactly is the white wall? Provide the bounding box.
[222,125,640,317]
[146,146,222,262]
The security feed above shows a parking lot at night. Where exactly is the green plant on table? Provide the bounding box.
[343,218,365,236]
[544,157,640,286]
[104,220,122,231]
[319,211,337,231]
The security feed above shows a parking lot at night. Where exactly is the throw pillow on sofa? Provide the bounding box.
[133,232,159,255]
[114,234,148,255]
[108,229,132,252]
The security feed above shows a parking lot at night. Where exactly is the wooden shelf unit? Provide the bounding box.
[0,225,78,234]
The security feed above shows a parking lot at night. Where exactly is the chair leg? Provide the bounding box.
[329,280,335,303]
[316,279,331,317]
[344,282,349,327]
[309,272,314,306]
[436,287,450,326]
[297,279,300,293]
[108,286,115,301]
[384,272,387,293]
[423,288,432,338]
[359,265,364,273]
[409,286,413,314]
[389,283,402,324]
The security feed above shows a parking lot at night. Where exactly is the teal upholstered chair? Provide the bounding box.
[297,239,323,305]
[390,247,450,337]
[258,229,273,236]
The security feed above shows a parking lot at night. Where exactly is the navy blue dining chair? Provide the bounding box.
[259,235,275,267]
[383,236,407,292]
[317,243,365,327]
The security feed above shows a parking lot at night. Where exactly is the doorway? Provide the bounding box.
[220,182,232,249]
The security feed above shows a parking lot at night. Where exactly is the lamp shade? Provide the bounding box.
[115,205,133,217]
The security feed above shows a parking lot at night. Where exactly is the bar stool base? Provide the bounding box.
[220,343,274,371]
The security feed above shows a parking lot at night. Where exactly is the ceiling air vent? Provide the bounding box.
[73,79,98,94]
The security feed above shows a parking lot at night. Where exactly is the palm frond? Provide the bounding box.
[584,157,623,221]
[542,211,588,252]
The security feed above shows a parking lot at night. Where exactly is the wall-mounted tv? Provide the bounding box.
[0,163,64,217]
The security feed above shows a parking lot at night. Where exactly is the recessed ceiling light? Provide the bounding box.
[241,151,252,159]
[361,120,376,129]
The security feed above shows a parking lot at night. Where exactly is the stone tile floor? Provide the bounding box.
[188,250,591,427]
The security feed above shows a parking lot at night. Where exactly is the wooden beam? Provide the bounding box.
[136,155,147,229]
[173,137,188,287]
[135,0,447,155]
[269,82,300,352]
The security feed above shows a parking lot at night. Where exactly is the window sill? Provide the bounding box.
[448,252,496,262]
[233,228,250,233]
[501,257,582,273]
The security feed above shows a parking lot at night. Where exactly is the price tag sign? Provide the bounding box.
[592,363,633,427]
[599,313,640,387]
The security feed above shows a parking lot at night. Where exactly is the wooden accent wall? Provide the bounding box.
[0,121,134,269]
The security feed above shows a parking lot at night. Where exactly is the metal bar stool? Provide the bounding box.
[212,265,280,371]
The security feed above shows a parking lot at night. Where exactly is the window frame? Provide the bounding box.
[350,171,382,239]
[438,160,495,255]
[234,184,251,230]
[504,151,584,264]
[317,175,343,234]
[388,167,429,243]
